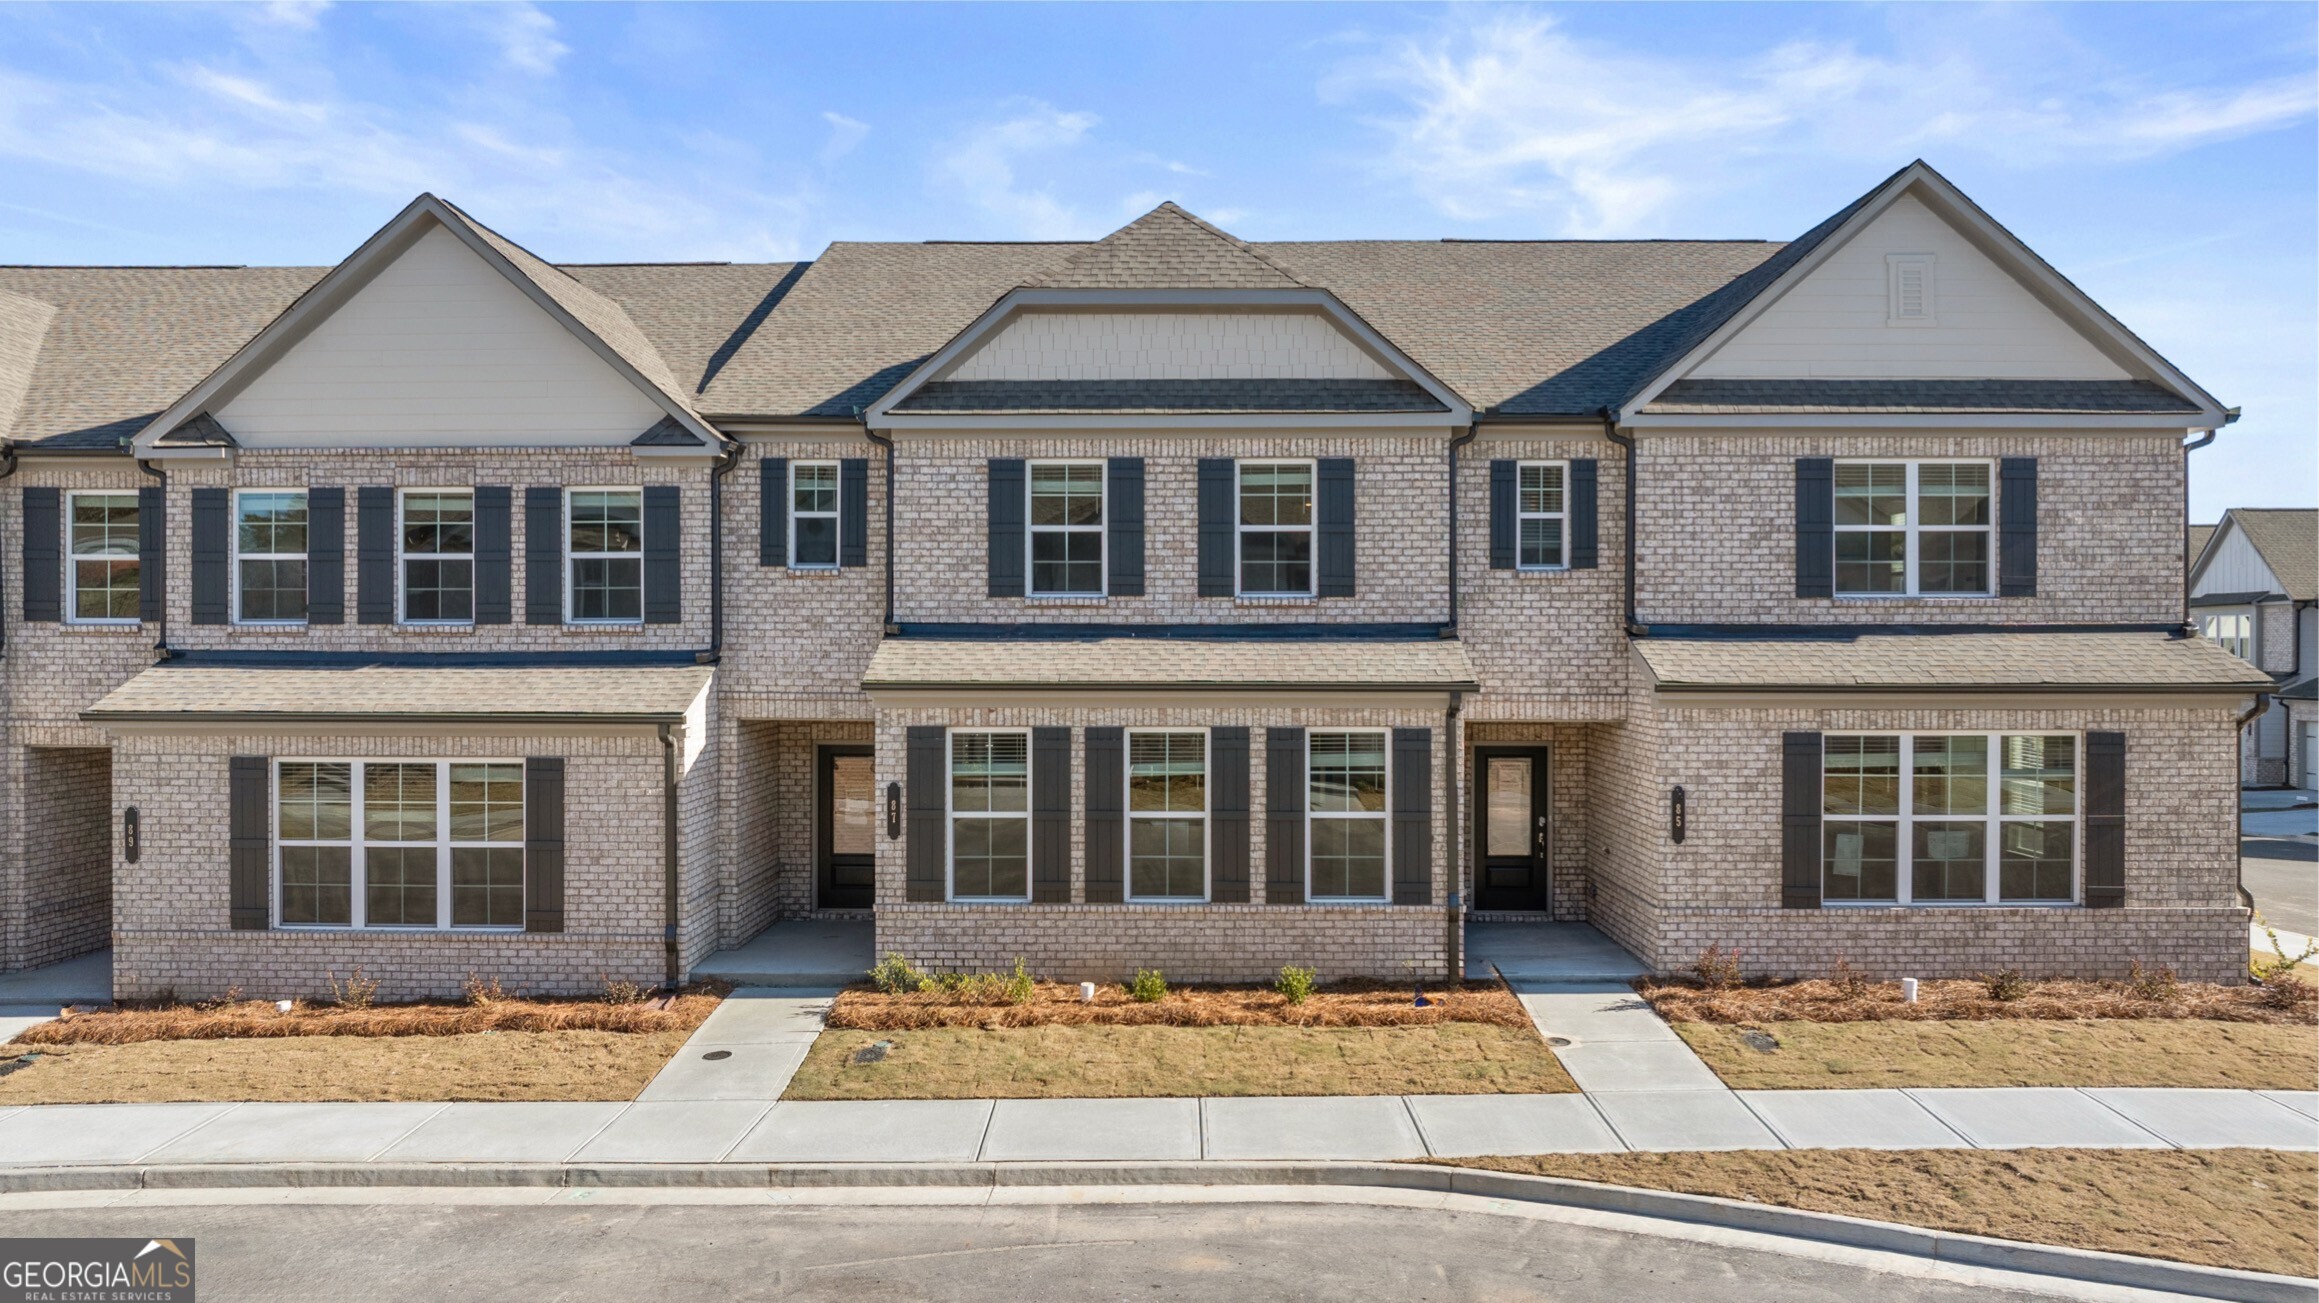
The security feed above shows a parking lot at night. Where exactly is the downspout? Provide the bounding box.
[1445,424,1478,635]
[700,440,742,665]
[136,458,175,661]
[2236,691,2270,914]
[1445,688,1464,984]
[659,722,682,991]
[1601,408,1641,636]
[864,423,896,635]
[0,441,16,661]
[2179,412,2234,635]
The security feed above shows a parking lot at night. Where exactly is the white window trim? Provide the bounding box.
[1026,459,1107,598]
[947,728,1033,904]
[1821,732,2081,908]
[1125,728,1209,903]
[789,460,841,571]
[230,487,309,627]
[63,489,141,626]
[1886,253,1936,326]
[1515,460,1569,573]
[2200,610,2254,661]
[396,488,475,627]
[1307,728,1391,904]
[1832,459,1996,599]
[1236,458,1317,599]
[272,758,526,932]
[563,486,645,626]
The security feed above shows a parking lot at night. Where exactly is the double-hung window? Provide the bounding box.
[567,489,643,623]
[2200,612,2253,660]
[275,759,524,929]
[234,490,308,623]
[1028,461,1104,596]
[1238,461,1313,596]
[1833,461,1992,596]
[1308,730,1388,901]
[66,491,140,623]
[1516,462,1566,570]
[790,462,840,568]
[1127,730,1206,900]
[1822,733,2078,906]
[400,490,474,624]
[949,731,1029,900]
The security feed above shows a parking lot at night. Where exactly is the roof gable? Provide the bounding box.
[1026,203,1305,291]
[2194,508,2318,602]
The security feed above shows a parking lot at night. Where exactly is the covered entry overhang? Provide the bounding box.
[860,627,1479,705]
[82,663,713,736]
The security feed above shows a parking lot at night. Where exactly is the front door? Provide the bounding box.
[818,746,875,910]
[1474,747,1550,912]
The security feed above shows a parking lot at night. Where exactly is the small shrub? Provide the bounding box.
[2124,960,2178,1003]
[2251,919,2319,983]
[1275,965,1318,1005]
[1825,955,1869,998]
[196,986,244,1013]
[869,952,932,995]
[463,974,509,1007]
[1002,958,1034,1006]
[325,968,379,1010]
[601,977,651,1006]
[1127,969,1169,1003]
[1979,969,2028,1002]
[1692,945,1743,991]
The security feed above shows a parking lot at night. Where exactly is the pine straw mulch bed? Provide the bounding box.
[1639,975,2316,1026]
[16,983,727,1048]
[825,979,1527,1032]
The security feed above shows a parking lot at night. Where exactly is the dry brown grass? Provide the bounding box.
[1439,1149,2319,1279]
[786,1023,1575,1099]
[19,985,725,1048]
[1675,1018,2319,1090]
[0,1029,692,1104]
[827,979,1527,1032]
[1641,973,2314,1026]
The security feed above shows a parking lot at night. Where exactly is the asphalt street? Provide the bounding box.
[0,1198,2144,1302]
[2245,838,2318,937]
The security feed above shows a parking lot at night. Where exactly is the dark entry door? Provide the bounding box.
[1474,747,1550,912]
[818,745,875,910]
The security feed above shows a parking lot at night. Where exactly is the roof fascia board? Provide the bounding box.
[863,686,1467,709]
[1653,687,2263,709]
[83,717,673,739]
[876,412,1460,432]
[1626,412,2203,432]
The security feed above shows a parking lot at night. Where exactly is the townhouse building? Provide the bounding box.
[2188,508,2317,787]
[0,161,2269,1000]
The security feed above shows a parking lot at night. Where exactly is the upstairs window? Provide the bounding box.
[1822,733,2077,906]
[791,462,840,568]
[67,491,140,623]
[949,730,1030,901]
[2200,612,2253,660]
[1308,730,1389,901]
[1833,461,1991,597]
[1517,462,1566,570]
[235,490,308,623]
[567,489,642,623]
[1238,461,1313,596]
[1028,461,1104,596]
[400,490,474,624]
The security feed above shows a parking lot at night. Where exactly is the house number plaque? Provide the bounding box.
[123,807,141,863]
[1669,786,1686,845]
[885,782,902,839]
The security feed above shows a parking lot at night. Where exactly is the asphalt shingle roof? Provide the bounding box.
[2226,508,2317,602]
[1635,632,2274,693]
[1026,202,1307,291]
[863,637,1477,691]
[83,665,712,722]
[2188,523,2217,567]
[1642,379,2199,415]
[890,378,1446,415]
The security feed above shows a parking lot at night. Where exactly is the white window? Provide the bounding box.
[2201,612,2253,660]
[1833,461,1992,596]
[1516,462,1566,570]
[1028,461,1104,596]
[1239,461,1314,596]
[275,760,525,930]
[790,462,840,568]
[1886,254,1935,325]
[1127,730,1206,901]
[949,730,1030,901]
[66,491,140,623]
[400,490,474,624]
[567,489,642,623]
[234,489,308,624]
[1309,730,1389,901]
[1821,733,2078,907]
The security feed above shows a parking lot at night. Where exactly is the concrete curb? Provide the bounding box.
[0,1159,2308,1302]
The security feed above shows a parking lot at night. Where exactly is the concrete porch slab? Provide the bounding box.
[1907,1088,2168,1148]
[1588,1090,1782,1152]
[694,921,873,988]
[1738,1089,1970,1149]
[568,1101,773,1164]
[141,1102,447,1164]
[0,1102,232,1166]
[376,1102,628,1163]
[0,950,111,1005]
[1201,1096,1427,1160]
[636,1040,813,1103]
[728,1100,994,1164]
[1512,984,1682,1044]
[979,1098,1201,1162]
[1552,1040,1725,1093]
[1405,1093,1624,1157]
[2083,1089,2319,1150]
[1465,923,1649,981]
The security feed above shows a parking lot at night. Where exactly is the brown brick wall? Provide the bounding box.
[14,746,112,970]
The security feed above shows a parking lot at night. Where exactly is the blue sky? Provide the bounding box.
[1,2,2311,517]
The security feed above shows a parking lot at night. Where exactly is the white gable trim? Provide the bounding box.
[132,194,722,457]
[1620,162,2227,429]
[2188,512,2287,599]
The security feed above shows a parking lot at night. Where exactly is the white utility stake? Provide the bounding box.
[1079,982,1096,1003]
[276,1000,294,1013]
[1901,978,1919,1004]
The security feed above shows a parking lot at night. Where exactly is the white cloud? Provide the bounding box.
[819,110,869,164]
[257,1,330,31]
[932,101,1100,238]
[481,3,568,76]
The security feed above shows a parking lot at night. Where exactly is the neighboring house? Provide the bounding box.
[0,160,2270,999]
[2189,508,2318,787]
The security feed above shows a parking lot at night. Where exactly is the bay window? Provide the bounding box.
[1822,733,2078,905]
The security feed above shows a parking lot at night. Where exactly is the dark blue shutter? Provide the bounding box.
[523,757,565,933]
[137,484,164,622]
[473,486,512,624]
[840,458,869,568]
[1317,457,1355,597]
[1083,727,1124,903]
[1197,459,1235,597]
[1795,458,1834,599]
[1569,459,1599,570]
[642,484,681,624]
[229,756,270,930]
[1782,732,1822,908]
[1209,727,1250,903]
[1106,458,1144,597]
[19,487,58,622]
[1032,726,1072,903]
[906,726,947,902]
[1999,457,2037,598]
[1488,460,1516,570]
[986,458,1025,598]
[313,487,352,625]
[1391,728,1432,905]
[759,457,787,567]
[524,487,563,624]
[1266,727,1306,905]
[190,487,229,625]
[2083,732,2125,908]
